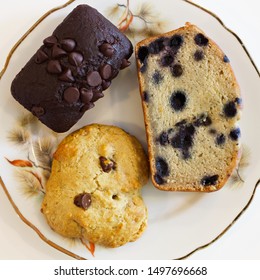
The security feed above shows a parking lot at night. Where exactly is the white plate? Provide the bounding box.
[0,0,259,260]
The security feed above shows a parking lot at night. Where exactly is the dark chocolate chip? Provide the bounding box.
[229,128,241,141]
[143,91,149,102]
[216,134,226,145]
[99,156,116,173]
[58,68,75,82]
[194,50,204,61]
[47,60,62,74]
[35,49,48,64]
[80,102,94,112]
[152,70,163,84]
[99,43,114,57]
[91,91,104,102]
[158,131,169,146]
[194,33,209,46]
[155,157,169,177]
[194,114,212,127]
[80,88,93,104]
[148,38,165,54]
[171,64,183,77]
[154,174,165,185]
[169,35,184,49]
[170,90,187,111]
[111,69,119,79]
[68,52,84,66]
[101,80,111,90]
[137,46,149,63]
[223,101,237,118]
[63,87,80,103]
[51,45,67,58]
[120,58,131,69]
[43,35,57,47]
[201,175,219,186]
[223,55,230,63]
[60,39,76,52]
[86,71,102,87]
[161,54,174,67]
[74,193,92,210]
[99,64,112,80]
[31,106,45,117]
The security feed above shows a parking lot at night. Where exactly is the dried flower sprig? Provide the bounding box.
[7,126,30,146]
[6,113,59,197]
[108,1,165,40]
[230,145,250,186]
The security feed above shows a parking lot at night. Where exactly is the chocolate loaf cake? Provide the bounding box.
[11,4,133,132]
[135,23,241,192]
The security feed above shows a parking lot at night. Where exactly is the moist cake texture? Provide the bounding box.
[11,4,133,132]
[135,23,241,192]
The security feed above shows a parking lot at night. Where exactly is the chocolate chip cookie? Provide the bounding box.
[41,124,149,248]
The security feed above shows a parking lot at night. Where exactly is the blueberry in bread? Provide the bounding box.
[41,124,149,248]
[135,23,241,192]
[11,5,133,132]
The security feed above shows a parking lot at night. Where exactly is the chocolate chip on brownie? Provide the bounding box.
[60,38,76,52]
[68,52,84,66]
[63,87,80,104]
[99,43,114,57]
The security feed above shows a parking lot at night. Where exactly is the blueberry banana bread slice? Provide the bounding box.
[135,23,241,192]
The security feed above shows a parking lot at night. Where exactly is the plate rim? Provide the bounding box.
[0,0,259,260]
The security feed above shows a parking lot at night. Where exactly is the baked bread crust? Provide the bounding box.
[41,124,149,247]
[135,23,241,192]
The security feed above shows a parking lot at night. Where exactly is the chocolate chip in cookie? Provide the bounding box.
[99,156,116,173]
[74,193,92,210]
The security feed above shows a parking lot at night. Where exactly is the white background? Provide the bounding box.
[0,0,259,260]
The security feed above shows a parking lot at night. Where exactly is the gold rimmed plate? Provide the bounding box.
[0,0,260,259]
